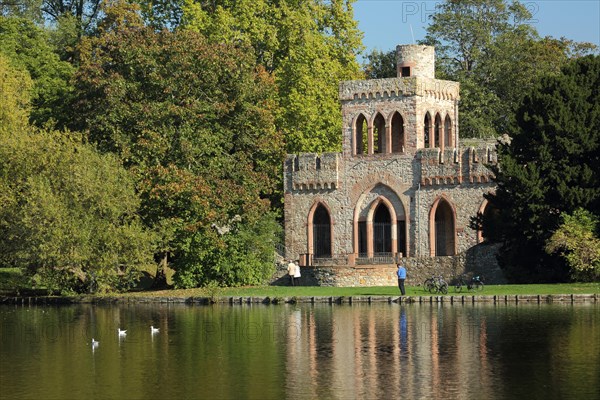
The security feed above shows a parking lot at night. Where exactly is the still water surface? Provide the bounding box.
[0,302,598,399]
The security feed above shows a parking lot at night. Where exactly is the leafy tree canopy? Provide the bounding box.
[483,55,600,282]
[0,72,155,293]
[362,0,598,139]
[0,53,32,130]
[0,16,74,126]
[546,209,600,282]
[69,1,284,287]
[165,0,364,153]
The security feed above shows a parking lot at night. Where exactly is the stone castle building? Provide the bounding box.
[282,45,499,286]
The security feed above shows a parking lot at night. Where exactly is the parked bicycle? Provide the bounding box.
[454,274,485,292]
[423,274,448,294]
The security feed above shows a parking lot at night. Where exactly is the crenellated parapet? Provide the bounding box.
[465,146,497,183]
[339,77,460,102]
[286,152,339,191]
[419,148,462,186]
[419,146,497,186]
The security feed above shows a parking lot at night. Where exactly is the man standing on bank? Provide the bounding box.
[397,263,407,296]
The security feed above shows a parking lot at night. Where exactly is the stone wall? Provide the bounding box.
[283,150,497,260]
[272,243,505,287]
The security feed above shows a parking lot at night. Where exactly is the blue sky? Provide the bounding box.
[353,0,600,60]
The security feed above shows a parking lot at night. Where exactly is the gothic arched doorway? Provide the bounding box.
[373,203,392,254]
[312,204,332,258]
[430,198,456,256]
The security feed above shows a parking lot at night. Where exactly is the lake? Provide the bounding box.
[1,302,598,399]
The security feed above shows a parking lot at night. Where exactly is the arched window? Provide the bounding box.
[432,199,455,256]
[355,114,367,155]
[391,112,404,153]
[434,113,442,148]
[424,112,432,148]
[373,113,386,154]
[444,115,453,148]
[312,204,332,258]
[373,204,392,254]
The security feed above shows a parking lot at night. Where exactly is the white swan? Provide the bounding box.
[150,326,160,334]
[91,338,99,346]
[118,328,127,336]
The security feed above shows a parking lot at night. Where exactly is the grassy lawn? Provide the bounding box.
[122,282,600,298]
[1,266,598,298]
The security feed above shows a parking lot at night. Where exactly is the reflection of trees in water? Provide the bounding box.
[2,303,598,399]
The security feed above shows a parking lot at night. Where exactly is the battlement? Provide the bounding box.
[339,76,459,102]
[419,146,497,186]
[286,153,339,191]
[467,146,497,183]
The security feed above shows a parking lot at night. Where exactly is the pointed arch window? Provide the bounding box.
[391,112,404,153]
[355,114,368,155]
[477,200,499,244]
[444,115,453,148]
[373,204,392,254]
[373,113,386,154]
[424,112,432,148]
[434,113,442,148]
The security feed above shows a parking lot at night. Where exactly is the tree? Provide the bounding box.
[422,0,533,75]
[0,72,155,295]
[69,1,284,287]
[546,209,600,282]
[0,0,43,21]
[0,16,74,127]
[413,0,598,138]
[483,55,600,282]
[0,53,32,131]
[176,0,364,153]
[363,48,396,80]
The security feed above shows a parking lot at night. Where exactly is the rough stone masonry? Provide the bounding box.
[281,44,504,287]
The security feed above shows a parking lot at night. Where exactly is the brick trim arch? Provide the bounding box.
[307,200,334,257]
[352,113,369,155]
[352,185,409,257]
[428,194,457,256]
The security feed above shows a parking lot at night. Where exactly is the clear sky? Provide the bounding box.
[353,0,600,60]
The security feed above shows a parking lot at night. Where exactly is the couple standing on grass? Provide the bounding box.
[287,259,301,286]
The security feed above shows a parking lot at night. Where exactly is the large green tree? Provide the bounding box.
[0,129,156,294]
[69,2,284,287]
[0,16,74,127]
[363,0,597,138]
[483,55,600,282]
[423,0,597,138]
[150,0,364,153]
[0,55,155,294]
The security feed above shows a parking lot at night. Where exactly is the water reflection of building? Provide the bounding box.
[284,305,494,399]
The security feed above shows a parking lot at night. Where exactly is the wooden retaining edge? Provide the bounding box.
[1,293,598,305]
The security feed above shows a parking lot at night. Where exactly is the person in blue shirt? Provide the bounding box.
[397,263,407,295]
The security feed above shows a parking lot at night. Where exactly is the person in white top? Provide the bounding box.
[293,260,301,286]
[287,260,297,286]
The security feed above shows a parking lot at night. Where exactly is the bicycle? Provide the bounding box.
[423,274,448,294]
[454,274,484,292]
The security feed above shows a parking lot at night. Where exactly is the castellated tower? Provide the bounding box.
[282,44,499,287]
[339,44,460,155]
